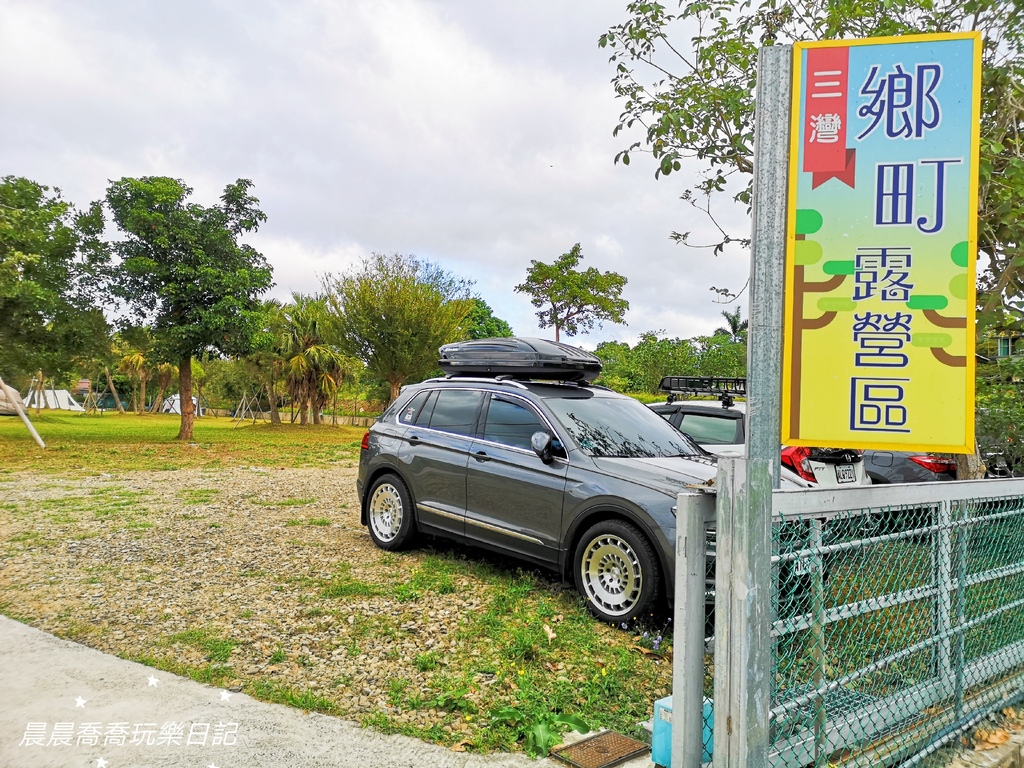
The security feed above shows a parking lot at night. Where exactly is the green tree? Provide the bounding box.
[116,333,152,414]
[106,177,274,441]
[325,253,475,401]
[515,244,629,342]
[715,306,748,344]
[600,0,1024,305]
[0,176,111,385]
[463,298,513,339]
[593,340,634,391]
[696,333,748,377]
[280,294,348,425]
[601,0,1023,477]
[628,331,698,393]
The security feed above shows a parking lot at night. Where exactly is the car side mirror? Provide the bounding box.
[531,431,554,463]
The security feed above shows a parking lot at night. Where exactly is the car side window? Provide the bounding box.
[427,389,484,436]
[677,413,741,445]
[483,396,545,451]
[398,391,430,425]
[413,391,437,427]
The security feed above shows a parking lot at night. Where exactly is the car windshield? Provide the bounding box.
[545,393,701,458]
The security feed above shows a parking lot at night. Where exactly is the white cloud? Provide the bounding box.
[0,0,753,351]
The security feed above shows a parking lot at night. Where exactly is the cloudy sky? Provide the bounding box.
[0,0,751,348]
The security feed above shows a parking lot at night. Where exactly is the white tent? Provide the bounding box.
[0,376,45,448]
[24,388,85,412]
[0,381,27,416]
[161,394,203,416]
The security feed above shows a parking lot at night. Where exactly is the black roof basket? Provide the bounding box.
[658,376,747,408]
[438,337,602,382]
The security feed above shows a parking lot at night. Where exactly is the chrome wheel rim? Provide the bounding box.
[369,484,403,542]
[580,534,642,617]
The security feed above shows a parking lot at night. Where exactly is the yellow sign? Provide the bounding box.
[782,33,981,453]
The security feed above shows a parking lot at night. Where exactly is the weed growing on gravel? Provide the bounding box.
[132,654,234,688]
[249,680,339,715]
[253,496,315,507]
[166,628,238,663]
[269,646,287,664]
[414,652,440,672]
[320,574,380,599]
[178,489,220,504]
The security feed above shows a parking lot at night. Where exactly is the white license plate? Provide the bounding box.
[835,464,857,484]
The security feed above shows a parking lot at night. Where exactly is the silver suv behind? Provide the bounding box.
[358,371,731,624]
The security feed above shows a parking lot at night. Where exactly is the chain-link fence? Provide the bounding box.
[674,477,1024,767]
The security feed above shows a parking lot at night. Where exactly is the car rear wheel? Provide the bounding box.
[366,474,416,550]
[574,520,660,624]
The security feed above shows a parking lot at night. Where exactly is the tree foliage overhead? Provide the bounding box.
[325,253,475,401]
[514,244,629,342]
[595,329,745,393]
[105,176,274,439]
[0,176,110,383]
[600,0,1024,311]
[463,298,514,339]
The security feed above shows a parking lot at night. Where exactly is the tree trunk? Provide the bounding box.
[35,371,44,414]
[151,385,167,413]
[554,325,560,342]
[268,382,281,425]
[955,451,987,480]
[299,392,309,425]
[389,379,401,403]
[104,368,126,414]
[177,357,194,441]
[140,375,148,415]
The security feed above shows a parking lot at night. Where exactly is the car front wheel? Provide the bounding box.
[574,520,660,624]
[366,474,416,550]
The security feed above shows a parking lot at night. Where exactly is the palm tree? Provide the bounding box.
[150,363,178,413]
[715,306,748,344]
[280,294,346,425]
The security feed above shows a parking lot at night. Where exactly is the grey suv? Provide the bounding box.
[357,374,726,623]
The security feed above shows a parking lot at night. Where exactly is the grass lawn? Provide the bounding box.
[0,412,368,472]
[0,411,675,755]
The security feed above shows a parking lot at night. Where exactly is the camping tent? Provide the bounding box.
[24,388,86,412]
[0,381,27,416]
[161,394,203,416]
[0,376,45,448]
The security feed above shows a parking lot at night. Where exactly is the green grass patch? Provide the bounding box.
[248,680,339,715]
[166,627,238,663]
[0,413,366,473]
[178,489,220,504]
[253,496,316,507]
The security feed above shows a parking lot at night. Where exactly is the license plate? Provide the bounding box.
[835,464,857,484]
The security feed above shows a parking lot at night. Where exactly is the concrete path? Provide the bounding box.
[0,616,656,768]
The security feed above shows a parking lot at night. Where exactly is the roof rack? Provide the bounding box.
[422,376,529,389]
[658,376,747,408]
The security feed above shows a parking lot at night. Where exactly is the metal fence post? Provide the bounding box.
[712,40,792,768]
[673,492,714,768]
[935,500,953,697]
[713,456,773,767]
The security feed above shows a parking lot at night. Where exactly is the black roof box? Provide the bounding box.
[438,337,602,382]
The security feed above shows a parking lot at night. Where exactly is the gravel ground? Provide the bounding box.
[0,465,564,741]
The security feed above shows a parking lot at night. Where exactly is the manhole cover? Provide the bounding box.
[550,730,649,768]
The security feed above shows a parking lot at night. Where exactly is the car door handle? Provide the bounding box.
[473,451,491,462]
[408,434,421,444]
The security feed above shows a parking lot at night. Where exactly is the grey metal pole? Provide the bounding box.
[713,43,792,768]
[672,492,714,768]
[746,44,791,492]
